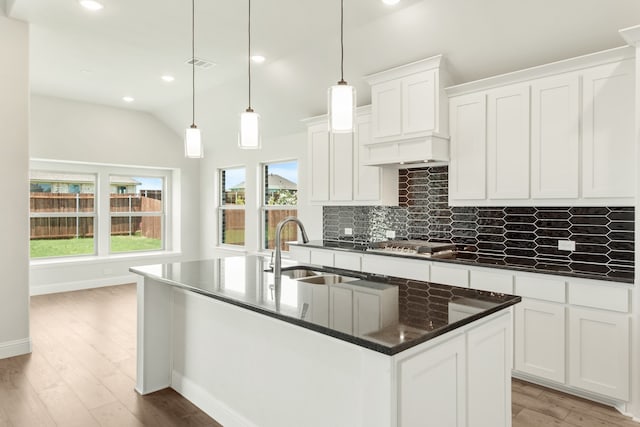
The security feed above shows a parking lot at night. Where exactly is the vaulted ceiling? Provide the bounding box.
[8,0,640,145]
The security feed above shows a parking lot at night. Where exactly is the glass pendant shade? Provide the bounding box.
[238,109,261,149]
[185,126,203,158]
[328,82,356,133]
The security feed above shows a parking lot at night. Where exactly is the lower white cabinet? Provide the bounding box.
[514,298,565,383]
[399,335,466,427]
[362,254,430,281]
[431,264,469,288]
[568,307,630,401]
[297,281,329,327]
[329,286,353,334]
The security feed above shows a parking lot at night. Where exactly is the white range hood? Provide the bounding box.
[360,132,449,167]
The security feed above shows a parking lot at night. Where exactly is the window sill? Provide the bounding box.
[30,250,182,269]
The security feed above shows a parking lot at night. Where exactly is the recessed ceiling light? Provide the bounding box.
[251,55,266,64]
[161,75,175,82]
[382,0,400,5]
[122,96,134,103]
[79,0,104,11]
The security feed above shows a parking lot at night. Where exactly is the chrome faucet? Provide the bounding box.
[273,216,309,309]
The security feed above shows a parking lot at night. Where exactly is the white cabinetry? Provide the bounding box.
[362,253,430,281]
[515,298,566,383]
[363,55,451,166]
[487,84,530,199]
[568,307,630,400]
[530,73,580,199]
[305,108,398,205]
[398,334,466,427]
[297,281,329,327]
[449,93,486,200]
[329,280,399,336]
[447,47,635,206]
[581,59,635,198]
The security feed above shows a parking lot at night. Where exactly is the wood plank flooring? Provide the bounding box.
[0,283,637,426]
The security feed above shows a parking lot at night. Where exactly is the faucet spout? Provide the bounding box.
[273,216,309,310]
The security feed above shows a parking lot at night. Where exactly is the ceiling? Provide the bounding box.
[7,0,640,147]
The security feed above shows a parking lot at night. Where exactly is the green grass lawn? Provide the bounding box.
[30,236,162,258]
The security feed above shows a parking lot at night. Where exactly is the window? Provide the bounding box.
[219,167,246,246]
[262,160,298,251]
[109,176,164,253]
[30,162,172,260]
[29,172,96,258]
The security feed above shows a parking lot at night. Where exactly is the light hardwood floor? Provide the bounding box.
[0,283,638,426]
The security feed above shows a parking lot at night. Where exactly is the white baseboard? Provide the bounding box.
[30,275,136,296]
[171,371,258,427]
[0,337,32,359]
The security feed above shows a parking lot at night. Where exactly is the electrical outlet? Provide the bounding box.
[385,230,396,239]
[557,240,576,251]
[344,228,353,236]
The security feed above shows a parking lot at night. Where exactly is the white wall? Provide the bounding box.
[0,15,31,358]
[29,94,202,295]
[201,130,322,258]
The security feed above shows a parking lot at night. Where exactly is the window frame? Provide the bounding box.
[218,165,247,249]
[260,159,299,252]
[29,159,173,262]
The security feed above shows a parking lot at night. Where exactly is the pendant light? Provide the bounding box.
[328,0,356,134]
[185,0,204,158]
[238,0,261,149]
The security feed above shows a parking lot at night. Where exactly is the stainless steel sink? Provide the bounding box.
[281,269,320,279]
[296,274,358,285]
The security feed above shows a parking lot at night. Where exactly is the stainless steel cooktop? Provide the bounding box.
[366,240,457,258]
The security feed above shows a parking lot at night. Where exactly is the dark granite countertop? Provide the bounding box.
[130,256,520,356]
[290,240,634,284]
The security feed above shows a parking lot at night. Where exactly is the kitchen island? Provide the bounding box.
[131,256,520,427]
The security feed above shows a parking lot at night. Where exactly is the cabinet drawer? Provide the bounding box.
[288,246,311,263]
[334,252,362,272]
[361,254,429,282]
[515,276,565,303]
[470,269,513,294]
[568,281,629,313]
[310,249,335,267]
[431,265,469,288]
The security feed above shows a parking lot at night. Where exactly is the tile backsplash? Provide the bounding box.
[323,166,634,279]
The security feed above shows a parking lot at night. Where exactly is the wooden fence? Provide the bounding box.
[222,209,298,250]
[30,193,162,240]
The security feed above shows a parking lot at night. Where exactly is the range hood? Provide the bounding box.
[360,132,450,167]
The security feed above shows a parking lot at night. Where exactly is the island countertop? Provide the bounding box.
[130,255,520,355]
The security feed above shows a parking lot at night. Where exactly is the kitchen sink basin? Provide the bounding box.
[281,269,320,279]
[296,274,358,285]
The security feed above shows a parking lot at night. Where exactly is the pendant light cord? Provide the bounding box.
[247,0,252,110]
[340,0,344,83]
[191,0,196,126]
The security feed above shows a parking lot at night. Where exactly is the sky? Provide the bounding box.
[224,161,298,190]
[134,176,163,191]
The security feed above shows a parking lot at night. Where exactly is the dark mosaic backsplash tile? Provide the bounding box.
[323,166,635,279]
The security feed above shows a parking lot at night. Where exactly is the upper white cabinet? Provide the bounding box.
[447,47,635,206]
[530,73,580,199]
[487,84,530,200]
[449,92,486,200]
[362,55,451,166]
[305,107,398,206]
[581,59,635,198]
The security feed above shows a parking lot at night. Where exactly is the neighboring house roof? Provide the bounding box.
[230,174,297,191]
[30,172,141,186]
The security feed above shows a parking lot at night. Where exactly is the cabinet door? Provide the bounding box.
[402,70,436,136]
[467,314,511,427]
[449,93,487,200]
[569,307,629,400]
[353,291,380,336]
[582,59,635,199]
[398,335,466,427]
[329,286,353,334]
[487,84,530,199]
[514,298,565,383]
[371,80,402,139]
[297,282,329,327]
[353,115,381,201]
[329,132,354,201]
[308,125,330,201]
[531,74,579,198]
